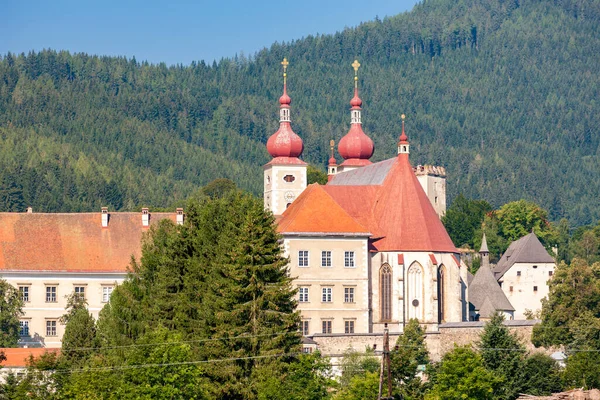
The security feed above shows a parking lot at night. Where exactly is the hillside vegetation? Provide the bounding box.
[0,0,599,224]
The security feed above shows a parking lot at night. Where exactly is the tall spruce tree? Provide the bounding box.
[390,318,430,399]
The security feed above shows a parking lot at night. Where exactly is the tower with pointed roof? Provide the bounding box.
[479,232,490,269]
[263,58,307,217]
[337,60,374,173]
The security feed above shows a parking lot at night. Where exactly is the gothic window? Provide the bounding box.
[380,264,392,322]
[438,265,446,323]
[407,262,424,321]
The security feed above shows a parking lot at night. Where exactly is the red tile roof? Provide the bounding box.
[277,184,370,235]
[1,348,60,367]
[278,154,458,253]
[429,254,438,265]
[0,212,177,273]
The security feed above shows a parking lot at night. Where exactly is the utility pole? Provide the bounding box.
[378,323,393,400]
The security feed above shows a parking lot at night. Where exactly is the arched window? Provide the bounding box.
[380,264,392,322]
[407,262,423,321]
[438,265,446,323]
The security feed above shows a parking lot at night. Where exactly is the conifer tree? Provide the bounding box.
[390,318,430,399]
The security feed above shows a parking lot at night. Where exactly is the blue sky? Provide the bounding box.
[3,0,419,66]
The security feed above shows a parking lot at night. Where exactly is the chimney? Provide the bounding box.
[26,207,33,213]
[142,208,149,227]
[101,207,108,228]
[176,208,184,225]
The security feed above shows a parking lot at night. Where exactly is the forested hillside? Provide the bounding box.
[1,0,599,224]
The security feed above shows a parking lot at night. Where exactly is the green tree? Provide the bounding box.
[0,279,23,347]
[201,178,237,199]
[426,345,502,400]
[60,293,97,366]
[442,194,492,249]
[338,347,380,389]
[496,200,558,248]
[520,353,563,396]
[307,165,328,185]
[390,318,430,399]
[478,312,526,399]
[334,371,380,400]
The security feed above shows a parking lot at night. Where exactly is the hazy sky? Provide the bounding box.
[3,0,419,66]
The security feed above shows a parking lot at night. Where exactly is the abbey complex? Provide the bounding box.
[0,60,555,353]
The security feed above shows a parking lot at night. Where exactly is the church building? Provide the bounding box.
[264,59,469,335]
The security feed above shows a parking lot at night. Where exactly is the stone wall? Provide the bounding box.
[309,320,546,362]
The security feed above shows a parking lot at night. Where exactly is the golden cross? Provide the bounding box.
[401,114,406,120]
[281,58,289,83]
[352,59,361,73]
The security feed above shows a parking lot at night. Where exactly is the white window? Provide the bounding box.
[344,287,355,303]
[102,286,114,303]
[74,286,85,300]
[322,320,332,334]
[345,320,355,334]
[19,286,29,302]
[19,320,29,336]
[301,320,309,335]
[344,251,355,268]
[46,320,57,337]
[298,251,309,267]
[321,251,332,267]
[299,287,309,303]
[46,286,57,302]
[322,287,332,303]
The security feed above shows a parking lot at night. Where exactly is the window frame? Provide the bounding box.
[102,286,114,303]
[45,286,57,303]
[298,287,309,303]
[301,320,309,336]
[298,250,309,267]
[19,320,30,337]
[344,287,355,303]
[321,287,332,303]
[344,251,355,268]
[74,286,86,300]
[19,286,30,302]
[46,320,57,337]
[344,320,355,334]
[321,251,332,268]
[322,320,332,334]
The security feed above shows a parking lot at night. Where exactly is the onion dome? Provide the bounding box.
[266,58,304,159]
[338,60,374,165]
[398,114,410,155]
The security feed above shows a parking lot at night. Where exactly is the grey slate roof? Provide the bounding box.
[493,233,555,279]
[469,265,515,318]
[480,232,489,253]
[328,158,395,186]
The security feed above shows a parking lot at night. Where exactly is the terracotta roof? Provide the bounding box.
[278,154,458,253]
[277,185,370,235]
[469,265,514,317]
[493,233,555,279]
[429,254,438,265]
[398,254,404,265]
[0,212,177,273]
[1,348,60,367]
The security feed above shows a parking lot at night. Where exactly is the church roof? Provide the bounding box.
[279,153,457,253]
[276,184,371,236]
[469,265,515,317]
[493,233,555,279]
[0,212,177,273]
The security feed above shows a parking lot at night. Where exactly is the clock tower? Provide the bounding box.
[263,58,307,217]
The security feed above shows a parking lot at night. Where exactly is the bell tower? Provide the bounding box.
[263,58,307,217]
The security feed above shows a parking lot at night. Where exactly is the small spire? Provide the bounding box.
[329,139,336,166]
[398,114,410,155]
[350,60,362,109]
[278,58,291,118]
[480,232,489,253]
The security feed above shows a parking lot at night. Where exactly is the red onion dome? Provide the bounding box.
[338,124,374,160]
[279,84,291,106]
[267,123,303,158]
[399,117,409,143]
[350,89,362,108]
[328,155,337,166]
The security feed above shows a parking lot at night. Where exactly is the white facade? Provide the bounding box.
[263,164,307,216]
[498,261,554,319]
[3,271,125,347]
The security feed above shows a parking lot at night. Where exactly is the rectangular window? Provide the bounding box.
[344,287,355,303]
[549,271,553,277]
[301,320,309,335]
[102,286,114,303]
[510,286,514,292]
[46,320,57,337]
[322,287,332,303]
[321,251,332,267]
[298,251,309,267]
[19,320,29,336]
[19,286,29,302]
[299,287,309,303]
[74,286,85,300]
[344,251,355,268]
[302,346,313,354]
[46,286,57,302]
[533,286,538,292]
[345,320,355,334]
[322,320,332,334]
[517,271,521,276]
